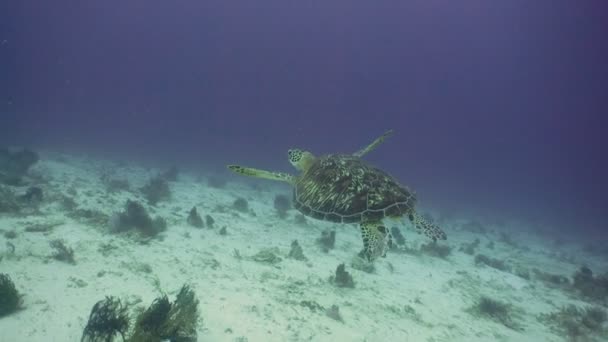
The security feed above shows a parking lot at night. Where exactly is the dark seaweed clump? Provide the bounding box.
[0,273,23,317]
[49,239,76,264]
[132,295,172,338]
[469,296,521,330]
[330,263,354,288]
[187,207,204,228]
[288,240,307,261]
[81,296,130,342]
[3,230,17,239]
[140,176,171,205]
[82,285,199,342]
[572,266,608,303]
[110,200,167,237]
[130,284,200,342]
[538,304,607,341]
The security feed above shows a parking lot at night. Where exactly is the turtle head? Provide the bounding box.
[288,149,315,172]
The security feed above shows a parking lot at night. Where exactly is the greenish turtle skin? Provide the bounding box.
[228,130,447,261]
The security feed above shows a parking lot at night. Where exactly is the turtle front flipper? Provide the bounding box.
[409,212,447,241]
[359,220,392,261]
[352,129,394,158]
[227,165,295,184]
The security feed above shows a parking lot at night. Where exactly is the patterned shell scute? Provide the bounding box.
[293,154,416,223]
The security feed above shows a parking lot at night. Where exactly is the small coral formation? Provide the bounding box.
[232,197,249,213]
[474,254,511,272]
[539,304,607,341]
[205,214,215,228]
[81,296,130,342]
[0,147,39,185]
[49,239,76,264]
[572,266,608,303]
[109,200,167,237]
[0,273,23,317]
[420,241,452,259]
[130,285,199,342]
[187,207,204,228]
[468,296,521,330]
[273,194,290,219]
[287,240,307,261]
[325,305,343,322]
[140,176,171,205]
[330,263,354,288]
[316,230,336,253]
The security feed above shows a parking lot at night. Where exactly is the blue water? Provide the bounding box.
[1,1,606,236]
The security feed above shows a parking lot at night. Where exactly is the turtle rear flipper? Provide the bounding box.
[409,212,447,241]
[359,220,392,261]
[227,165,294,184]
[353,129,394,158]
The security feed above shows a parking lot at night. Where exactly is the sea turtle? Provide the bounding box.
[227,130,446,261]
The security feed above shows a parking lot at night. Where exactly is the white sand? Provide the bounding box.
[0,152,605,342]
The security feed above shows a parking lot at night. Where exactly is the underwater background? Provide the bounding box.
[2,1,607,234]
[1,1,607,341]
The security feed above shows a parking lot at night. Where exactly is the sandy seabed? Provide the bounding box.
[0,151,606,342]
